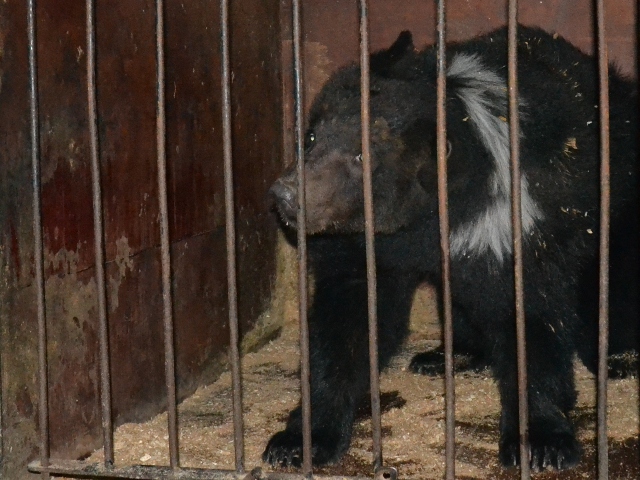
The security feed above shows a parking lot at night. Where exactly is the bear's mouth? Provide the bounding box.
[270,195,299,229]
[274,204,298,229]
[268,178,300,229]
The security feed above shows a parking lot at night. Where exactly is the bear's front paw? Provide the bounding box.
[499,429,581,471]
[409,350,446,376]
[263,430,303,468]
[263,429,345,468]
[410,349,486,376]
[608,351,638,379]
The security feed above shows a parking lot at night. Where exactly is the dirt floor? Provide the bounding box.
[84,282,639,480]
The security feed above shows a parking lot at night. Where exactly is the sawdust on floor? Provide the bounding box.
[85,284,639,479]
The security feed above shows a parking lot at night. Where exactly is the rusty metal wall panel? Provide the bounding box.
[165,0,225,240]
[300,0,636,83]
[0,1,40,477]
[0,0,283,478]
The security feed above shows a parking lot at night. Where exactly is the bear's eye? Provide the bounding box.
[355,154,363,162]
[305,131,316,151]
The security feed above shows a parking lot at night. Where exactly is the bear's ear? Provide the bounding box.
[371,31,415,76]
[388,31,415,58]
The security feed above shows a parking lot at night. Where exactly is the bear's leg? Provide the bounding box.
[495,318,580,471]
[410,304,488,375]
[576,230,639,378]
[263,270,418,468]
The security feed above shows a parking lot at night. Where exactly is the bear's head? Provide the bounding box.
[270,31,437,235]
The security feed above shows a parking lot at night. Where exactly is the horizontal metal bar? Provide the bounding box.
[28,460,377,480]
[29,460,241,479]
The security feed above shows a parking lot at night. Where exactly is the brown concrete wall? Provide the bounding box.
[0,0,283,478]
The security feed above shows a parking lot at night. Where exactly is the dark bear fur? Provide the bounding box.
[264,25,638,471]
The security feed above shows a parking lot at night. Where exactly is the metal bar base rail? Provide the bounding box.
[29,460,397,480]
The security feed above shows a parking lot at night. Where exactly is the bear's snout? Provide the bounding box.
[269,177,298,226]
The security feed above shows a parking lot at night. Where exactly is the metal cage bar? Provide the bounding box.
[434,1,456,479]
[220,0,246,473]
[357,0,384,471]
[595,0,611,478]
[23,1,624,479]
[27,1,51,478]
[86,0,116,467]
[290,0,313,475]
[506,3,531,480]
[28,459,378,480]
[155,0,180,468]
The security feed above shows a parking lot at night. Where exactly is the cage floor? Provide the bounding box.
[84,306,639,480]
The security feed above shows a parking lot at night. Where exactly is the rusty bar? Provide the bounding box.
[595,0,611,478]
[291,0,312,475]
[28,459,377,480]
[358,0,382,470]
[220,0,245,473]
[28,1,51,478]
[86,0,115,466]
[155,0,180,468]
[507,4,530,479]
[434,1,455,479]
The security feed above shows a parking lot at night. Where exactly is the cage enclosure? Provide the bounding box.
[0,1,637,479]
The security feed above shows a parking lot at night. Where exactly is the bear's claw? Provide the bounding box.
[263,429,344,468]
[499,430,581,471]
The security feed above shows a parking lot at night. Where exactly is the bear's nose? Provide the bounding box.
[269,178,300,218]
[269,178,296,207]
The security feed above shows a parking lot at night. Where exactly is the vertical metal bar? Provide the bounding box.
[155,0,180,468]
[220,0,245,473]
[291,0,312,475]
[86,0,115,467]
[358,0,383,470]
[27,1,50,478]
[595,1,610,478]
[434,1,455,479]
[507,4,530,480]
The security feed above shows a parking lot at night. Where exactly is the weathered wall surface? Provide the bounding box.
[0,0,283,478]
[299,1,636,81]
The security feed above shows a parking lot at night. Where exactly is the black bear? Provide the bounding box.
[264,25,638,471]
